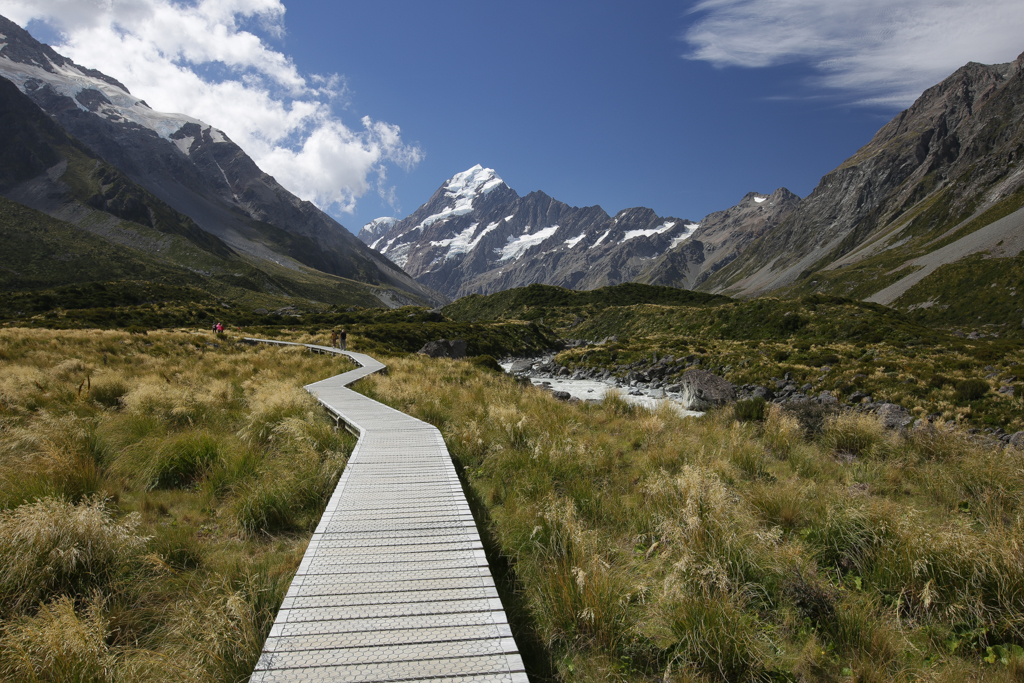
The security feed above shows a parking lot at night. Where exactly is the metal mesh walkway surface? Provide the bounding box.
[245,339,526,683]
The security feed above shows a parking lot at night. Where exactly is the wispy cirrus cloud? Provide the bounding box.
[0,0,421,216]
[681,0,1024,106]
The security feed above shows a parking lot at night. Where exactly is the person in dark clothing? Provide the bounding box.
[339,329,347,351]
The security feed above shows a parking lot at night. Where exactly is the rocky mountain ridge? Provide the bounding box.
[359,165,797,300]
[0,14,442,307]
[703,50,1024,317]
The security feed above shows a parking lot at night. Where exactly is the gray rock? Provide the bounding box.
[1010,432,1024,450]
[665,383,682,393]
[999,386,1015,396]
[752,386,775,401]
[876,403,913,430]
[418,339,468,359]
[509,359,534,374]
[678,369,736,410]
[849,391,870,403]
[648,388,666,399]
[817,390,838,405]
[551,391,571,401]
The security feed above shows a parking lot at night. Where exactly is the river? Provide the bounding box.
[500,360,703,417]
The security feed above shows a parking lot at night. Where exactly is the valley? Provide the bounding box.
[0,9,1023,683]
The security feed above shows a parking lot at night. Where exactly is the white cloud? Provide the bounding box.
[682,0,1024,106]
[0,0,422,216]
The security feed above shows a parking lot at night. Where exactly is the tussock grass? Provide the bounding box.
[820,411,899,460]
[358,353,1024,683]
[0,497,147,614]
[0,328,355,680]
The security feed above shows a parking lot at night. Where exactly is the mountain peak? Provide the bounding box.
[357,216,399,247]
[445,165,505,199]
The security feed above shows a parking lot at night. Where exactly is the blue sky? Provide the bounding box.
[5,0,1024,232]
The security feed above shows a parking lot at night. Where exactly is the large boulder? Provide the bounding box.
[509,359,534,374]
[418,339,468,359]
[876,403,913,431]
[678,369,736,410]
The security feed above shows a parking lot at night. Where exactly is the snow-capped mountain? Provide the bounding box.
[358,165,703,299]
[358,217,399,246]
[0,14,442,306]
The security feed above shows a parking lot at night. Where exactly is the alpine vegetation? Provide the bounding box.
[0,328,355,681]
[356,354,1024,682]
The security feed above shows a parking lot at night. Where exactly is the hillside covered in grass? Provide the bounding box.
[441,284,1023,433]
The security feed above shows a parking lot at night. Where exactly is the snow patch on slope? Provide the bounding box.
[564,233,587,248]
[754,196,767,203]
[431,222,499,261]
[592,229,611,248]
[498,225,559,261]
[0,53,205,141]
[621,221,677,243]
[670,223,699,249]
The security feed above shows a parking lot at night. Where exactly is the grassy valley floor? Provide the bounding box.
[355,355,1024,683]
[2,325,1024,682]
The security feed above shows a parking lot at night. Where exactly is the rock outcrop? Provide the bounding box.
[678,369,736,411]
[418,339,468,359]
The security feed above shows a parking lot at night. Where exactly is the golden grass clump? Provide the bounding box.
[762,403,802,457]
[0,594,157,682]
[238,378,320,445]
[0,496,148,613]
[820,411,899,460]
[0,411,106,506]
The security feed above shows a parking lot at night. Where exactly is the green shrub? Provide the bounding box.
[469,355,503,373]
[148,432,220,489]
[232,450,345,536]
[785,400,838,438]
[150,523,204,570]
[603,389,637,417]
[662,594,770,682]
[929,374,952,389]
[89,376,129,408]
[734,397,766,422]
[954,378,989,402]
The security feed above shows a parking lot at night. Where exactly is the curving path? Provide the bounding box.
[246,339,526,683]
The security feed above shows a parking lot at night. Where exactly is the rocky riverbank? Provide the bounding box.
[503,354,1024,449]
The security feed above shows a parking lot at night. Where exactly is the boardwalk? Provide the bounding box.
[246,340,526,683]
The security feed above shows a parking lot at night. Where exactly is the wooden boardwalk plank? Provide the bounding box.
[245,339,526,683]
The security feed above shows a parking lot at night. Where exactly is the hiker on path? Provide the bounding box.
[339,329,347,351]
